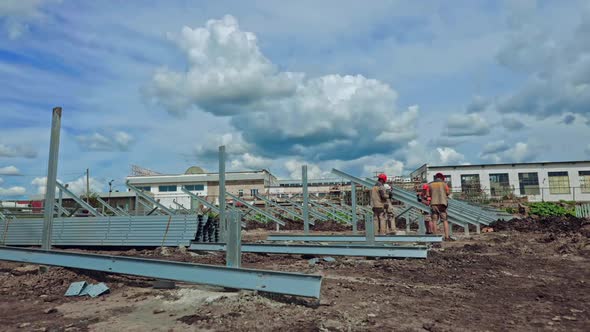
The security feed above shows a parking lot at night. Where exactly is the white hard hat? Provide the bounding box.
[383,184,391,190]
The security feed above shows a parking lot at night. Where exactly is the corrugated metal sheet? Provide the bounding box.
[0,215,200,246]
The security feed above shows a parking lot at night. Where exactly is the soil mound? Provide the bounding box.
[491,216,589,235]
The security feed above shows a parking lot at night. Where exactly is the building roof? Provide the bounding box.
[29,191,145,201]
[426,160,590,170]
[127,169,276,185]
[277,178,351,186]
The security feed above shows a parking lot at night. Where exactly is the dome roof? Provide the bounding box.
[185,166,207,174]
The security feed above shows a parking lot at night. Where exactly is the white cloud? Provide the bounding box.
[0,165,20,175]
[284,159,328,179]
[76,131,134,152]
[32,176,103,195]
[363,159,404,178]
[501,117,526,130]
[230,153,272,170]
[482,140,511,155]
[0,0,55,39]
[481,142,539,163]
[0,143,37,158]
[147,15,418,161]
[436,147,465,165]
[444,113,491,137]
[0,185,26,196]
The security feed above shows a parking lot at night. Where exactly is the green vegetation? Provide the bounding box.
[528,202,575,217]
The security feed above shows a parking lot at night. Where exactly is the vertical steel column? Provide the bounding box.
[351,183,357,234]
[41,107,62,250]
[418,214,426,235]
[58,188,63,217]
[134,193,139,216]
[302,165,309,234]
[226,209,242,268]
[365,213,375,245]
[219,146,227,242]
[464,223,470,236]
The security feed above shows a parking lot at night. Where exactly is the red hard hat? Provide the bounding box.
[378,173,387,182]
[435,172,445,179]
[422,184,429,190]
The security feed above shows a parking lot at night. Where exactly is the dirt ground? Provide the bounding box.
[1,217,589,332]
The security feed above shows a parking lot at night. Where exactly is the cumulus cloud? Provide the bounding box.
[481,140,511,155]
[363,159,404,178]
[489,9,590,118]
[284,160,329,179]
[32,176,104,195]
[0,185,26,196]
[230,153,272,170]
[501,117,526,130]
[480,142,539,163]
[76,131,134,152]
[436,147,465,165]
[561,114,576,125]
[465,96,491,113]
[0,0,55,39]
[193,133,252,160]
[0,143,37,158]
[0,165,20,175]
[147,15,418,161]
[444,113,491,137]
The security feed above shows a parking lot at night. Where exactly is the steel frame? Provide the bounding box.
[226,192,285,226]
[266,234,443,243]
[189,242,428,258]
[0,246,322,298]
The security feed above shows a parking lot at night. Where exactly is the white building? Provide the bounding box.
[126,168,278,209]
[410,160,590,202]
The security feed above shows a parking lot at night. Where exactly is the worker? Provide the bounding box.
[383,183,396,234]
[370,173,388,235]
[427,173,452,240]
[418,184,434,234]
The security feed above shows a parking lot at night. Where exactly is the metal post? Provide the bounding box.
[134,193,139,215]
[226,209,242,268]
[219,146,227,241]
[41,107,62,250]
[58,188,63,217]
[302,165,309,234]
[351,183,357,234]
[418,214,426,235]
[464,223,470,236]
[365,213,375,245]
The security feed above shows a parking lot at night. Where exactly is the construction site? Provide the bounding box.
[0,108,588,332]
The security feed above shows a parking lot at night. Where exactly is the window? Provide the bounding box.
[580,171,590,193]
[432,175,452,187]
[460,174,481,194]
[238,189,244,197]
[158,185,177,192]
[250,188,259,196]
[137,186,151,192]
[184,184,204,191]
[518,173,540,195]
[489,173,511,197]
[548,171,570,194]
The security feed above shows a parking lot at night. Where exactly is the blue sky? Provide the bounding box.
[0,0,589,198]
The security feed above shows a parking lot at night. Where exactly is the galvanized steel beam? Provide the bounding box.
[56,182,101,217]
[95,196,128,216]
[127,182,175,215]
[42,107,62,249]
[283,197,328,221]
[226,193,285,226]
[219,146,227,241]
[189,242,427,258]
[302,165,310,234]
[0,246,322,298]
[266,234,443,243]
[310,201,351,225]
[255,195,315,225]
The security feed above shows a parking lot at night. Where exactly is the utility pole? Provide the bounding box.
[86,168,90,204]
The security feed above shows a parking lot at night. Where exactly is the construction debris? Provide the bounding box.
[64,281,109,298]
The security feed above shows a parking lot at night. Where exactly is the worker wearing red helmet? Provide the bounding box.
[371,173,389,235]
[426,172,452,240]
[418,184,434,234]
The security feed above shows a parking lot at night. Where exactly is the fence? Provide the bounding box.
[447,186,590,204]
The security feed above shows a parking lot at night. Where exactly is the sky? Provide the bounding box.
[1,0,590,198]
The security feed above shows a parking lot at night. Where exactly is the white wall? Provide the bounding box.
[427,163,590,202]
[145,183,208,209]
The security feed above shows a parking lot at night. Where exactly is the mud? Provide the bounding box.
[0,216,589,331]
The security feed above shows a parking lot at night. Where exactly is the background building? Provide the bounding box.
[126,167,278,208]
[411,161,590,202]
